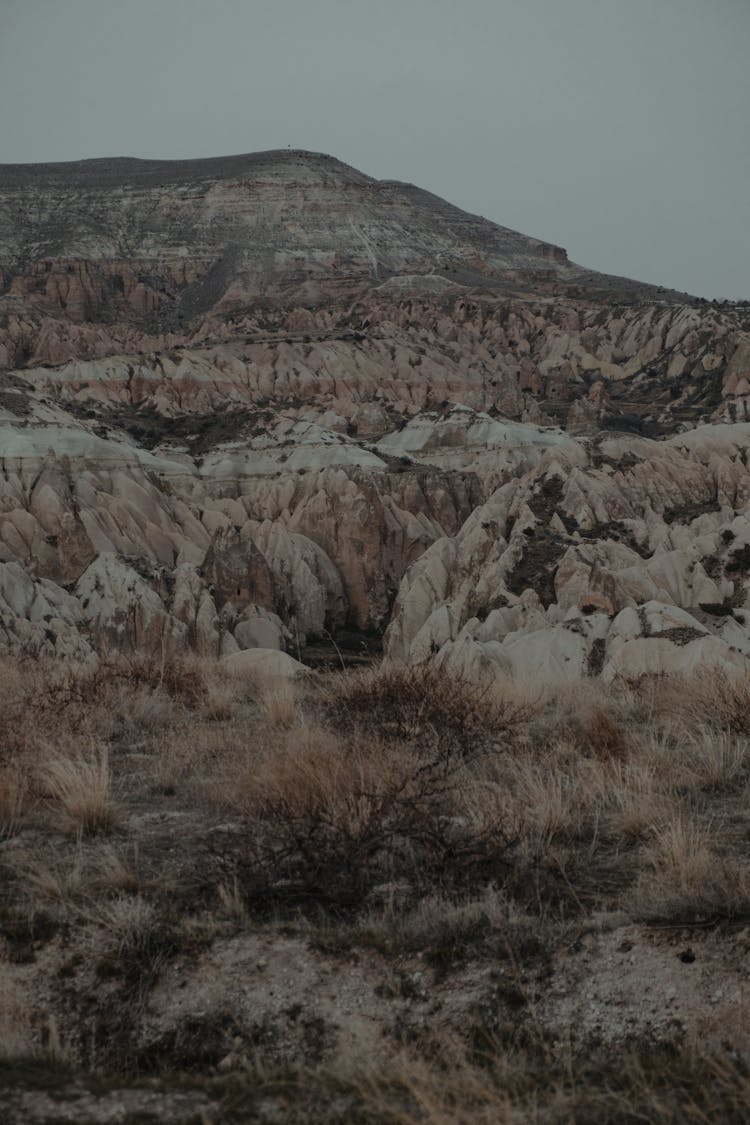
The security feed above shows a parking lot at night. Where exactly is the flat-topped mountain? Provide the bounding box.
[0,148,692,319]
[1,149,749,676]
[0,149,567,285]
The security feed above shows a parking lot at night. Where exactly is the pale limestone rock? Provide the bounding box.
[641,602,708,637]
[76,555,185,653]
[222,648,310,682]
[0,562,92,659]
[385,426,750,680]
[434,636,513,680]
[234,606,288,652]
[610,606,642,642]
[1,151,749,674]
[602,636,746,683]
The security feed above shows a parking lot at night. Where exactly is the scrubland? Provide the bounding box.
[3,654,750,1121]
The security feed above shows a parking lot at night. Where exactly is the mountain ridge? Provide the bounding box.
[1,149,749,678]
[0,147,697,303]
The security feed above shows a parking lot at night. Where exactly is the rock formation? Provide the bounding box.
[1,149,749,675]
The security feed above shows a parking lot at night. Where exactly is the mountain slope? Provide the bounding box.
[1,149,749,675]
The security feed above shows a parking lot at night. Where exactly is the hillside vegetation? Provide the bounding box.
[3,656,750,1121]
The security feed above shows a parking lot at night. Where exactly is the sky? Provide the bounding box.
[1,0,748,299]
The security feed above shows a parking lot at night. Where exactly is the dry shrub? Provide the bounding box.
[579,705,630,760]
[233,723,513,912]
[91,651,208,706]
[38,747,120,834]
[16,651,209,724]
[326,662,533,755]
[631,817,750,923]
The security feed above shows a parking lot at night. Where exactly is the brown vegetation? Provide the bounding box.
[3,656,750,1120]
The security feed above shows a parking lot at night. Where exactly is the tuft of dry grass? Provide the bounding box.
[0,766,26,837]
[578,704,630,760]
[260,682,297,729]
[109,685,177,735]
[514,757,581,846]
[13,848,86,913]
[347,886,545,968]
[88,894,157,955]
[600,761,663,843]
[656,669,750,736]
[683,727,750,790]
[535,681,637,761]
[217,877,248,924]
[201,677,237,723]
[39,747,120,835]
[631,816,750,923]
[91,846,143,896]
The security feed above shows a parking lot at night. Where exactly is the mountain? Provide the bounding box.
[1,148,750,678]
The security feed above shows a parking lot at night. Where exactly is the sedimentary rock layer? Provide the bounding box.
[1,149,749,674]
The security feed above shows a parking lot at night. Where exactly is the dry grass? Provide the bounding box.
[39,746,120,835]
[230,719,514,911]
[655,668,750,736]
[108,685,177,735]
[514,758,582,846]
[91,846,144,896]
[5,654,750,1113]
[325,663,536,754]
[318,1044,750,1125]
[201,678,237,723]
[260,682,297,729]
[216,876,248,923]
[683,726,750,789]
[12,847,87,913]
[0,766,26,837]
[600,761,663,842]
[5,654,750,925]
[87,894,157,955]
[630,816,750,923]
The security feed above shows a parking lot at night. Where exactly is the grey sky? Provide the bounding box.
[1,0,748,298]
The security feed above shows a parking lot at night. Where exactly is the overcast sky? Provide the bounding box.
[1,0,748,298]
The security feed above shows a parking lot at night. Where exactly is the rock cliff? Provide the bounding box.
[1,148,749,674]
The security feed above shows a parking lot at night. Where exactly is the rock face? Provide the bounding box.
[1,148,749,674]
[386,425,750,680]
